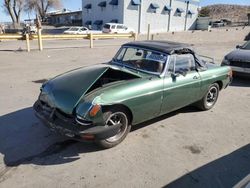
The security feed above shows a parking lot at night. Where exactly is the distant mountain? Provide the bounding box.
[202,4,250,22]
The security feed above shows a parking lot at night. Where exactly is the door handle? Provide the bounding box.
[193,76,199,79]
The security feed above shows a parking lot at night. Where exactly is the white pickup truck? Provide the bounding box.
[63,27,101,34]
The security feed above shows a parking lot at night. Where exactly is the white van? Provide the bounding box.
[102,23,135,34]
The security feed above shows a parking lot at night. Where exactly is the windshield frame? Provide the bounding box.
[241,41,250,50]
[111,45,169,77]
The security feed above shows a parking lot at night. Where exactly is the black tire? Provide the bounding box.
[196,83,220,111]
[96,107,131,149]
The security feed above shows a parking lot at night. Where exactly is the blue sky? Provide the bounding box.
[0,0,249,22]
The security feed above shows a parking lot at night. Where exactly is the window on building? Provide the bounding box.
[110,0,119,11]
[149,3,160,13]
[187,10,195,18]
[84,4,92,9]
[94,20,103,30]
[175,8,184,17]
[98,1,107,11]
[84,4,92,13]
[85,21,92,26]
[131,0,141,6]
[163,5,172,14]
[109,0,118,6]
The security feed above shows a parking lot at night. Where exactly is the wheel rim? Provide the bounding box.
[105,112,128,143]
[206,86,218,107]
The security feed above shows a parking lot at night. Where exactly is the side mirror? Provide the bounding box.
[236,45,241,49]
[171,72,180,78]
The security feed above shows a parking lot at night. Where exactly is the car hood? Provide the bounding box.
[226,49,250,62]
[39,64,142,114]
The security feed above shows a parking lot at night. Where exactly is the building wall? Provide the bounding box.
[82,0,199,32]
[82,0,124,30]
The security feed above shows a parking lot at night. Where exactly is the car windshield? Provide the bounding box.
[241,41,250,50]
[113,47,168,75]
[68,27,80,31]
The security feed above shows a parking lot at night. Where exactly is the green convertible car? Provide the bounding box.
[34,41,232,148]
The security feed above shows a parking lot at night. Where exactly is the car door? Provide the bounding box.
[76,28,82,34]
[160,54,201,115]
[116,25,123,33]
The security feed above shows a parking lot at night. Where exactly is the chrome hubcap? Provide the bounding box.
[206,86,218,107]
[106,112,128,142]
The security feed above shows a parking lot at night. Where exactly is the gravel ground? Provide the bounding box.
[0,27,249,188]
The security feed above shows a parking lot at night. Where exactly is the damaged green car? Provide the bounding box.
[34,41,232,148]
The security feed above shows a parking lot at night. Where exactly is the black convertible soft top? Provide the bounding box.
[123,40,207,68]
[123,40,192,54]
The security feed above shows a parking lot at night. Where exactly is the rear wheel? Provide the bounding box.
[196,83,219,111]
[96,107,131,149]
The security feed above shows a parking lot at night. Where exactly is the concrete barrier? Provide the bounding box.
[0,32,137,51]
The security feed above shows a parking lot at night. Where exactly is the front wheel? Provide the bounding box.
[196,83,220,111]
[96,107,131,149]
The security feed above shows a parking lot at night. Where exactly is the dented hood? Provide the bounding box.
[40,65,109,114]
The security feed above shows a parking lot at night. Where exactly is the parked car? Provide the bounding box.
[245,32,250,41]
[221,40,250,77]
[63,27,101,34]
[212,21,225,27]
[220,19,232,26]
[102,23,135,34]
[22,24,38,34]
[34,41,232,148]
[28,25,37,34]
[233,174,250,188]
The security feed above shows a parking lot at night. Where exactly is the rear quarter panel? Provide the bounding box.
[198,65,231,99]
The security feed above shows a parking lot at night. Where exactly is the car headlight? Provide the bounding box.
[222,58,230,65]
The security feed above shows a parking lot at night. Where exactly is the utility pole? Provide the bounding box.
[167,0,173,32]
[138,0,143,34]
[184,1,190,31]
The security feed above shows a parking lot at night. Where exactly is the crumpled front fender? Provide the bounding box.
[75,102,105,126]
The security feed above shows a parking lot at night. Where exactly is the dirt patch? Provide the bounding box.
[184,145,203,154]
[142,134,150,139]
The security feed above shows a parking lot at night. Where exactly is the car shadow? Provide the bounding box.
[163,144,250,188]
[0,106,200,167]
[0,107,101,167]
[230,77,250,87]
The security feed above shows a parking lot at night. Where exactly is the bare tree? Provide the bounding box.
[26,0,61,21]
[3,0,25,24]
